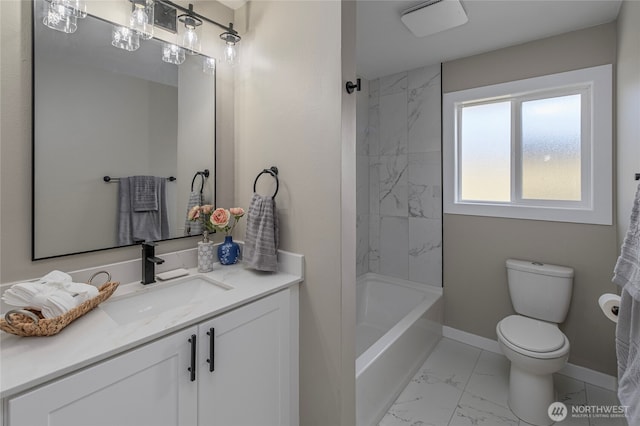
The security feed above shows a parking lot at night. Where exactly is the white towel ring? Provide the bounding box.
[253,166,279,199]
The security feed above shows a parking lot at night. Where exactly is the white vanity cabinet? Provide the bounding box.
[197,289,295,426]
[5,288,298,426]
[6,326,199,426]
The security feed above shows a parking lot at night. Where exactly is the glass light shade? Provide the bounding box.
[111,26,140,52]
[179,17,201,55]
[130,1,153,40]
[62,0,86,18]
[224,42,237,65]
[43,1,78,33]
[162,43,186,65]
[202,57,216,75]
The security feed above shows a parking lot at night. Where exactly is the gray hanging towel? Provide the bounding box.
[243,193,279,272]
[184,191,203,236]
[118,177,169,245]
[131,175,158,211]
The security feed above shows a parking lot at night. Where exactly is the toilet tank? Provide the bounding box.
[506,259,574,323]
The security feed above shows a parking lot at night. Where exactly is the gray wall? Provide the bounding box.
[442,22,620,375]
[356,65,442,287]
[233,1,355,424]
[0,0,235,283]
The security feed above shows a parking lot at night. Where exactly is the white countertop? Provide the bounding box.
[0,252,303,399]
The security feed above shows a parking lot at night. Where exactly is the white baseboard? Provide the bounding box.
[442,326,618,392]
[443,325,502,354]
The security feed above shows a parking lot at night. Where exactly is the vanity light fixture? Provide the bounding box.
[158,0,241,65]
[112,26,141,51]
[162,42,186,65]
[129,0,154,40]
[220,23,240,65]
[42,0,86,34]
[41,0,241,68]
[203,57,216,75]
[178,4,202,55]
[62,0,87,18]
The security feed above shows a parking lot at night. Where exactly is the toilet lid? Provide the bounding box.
[499,315,566,353]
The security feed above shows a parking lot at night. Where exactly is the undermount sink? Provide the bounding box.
[101,275,232,325]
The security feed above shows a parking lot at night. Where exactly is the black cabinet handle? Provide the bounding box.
[188,334,197,381]
[206,328,215,372]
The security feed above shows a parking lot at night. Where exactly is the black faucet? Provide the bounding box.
[141,242,164,284]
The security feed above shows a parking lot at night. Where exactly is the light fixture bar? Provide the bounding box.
[155,0,239,37]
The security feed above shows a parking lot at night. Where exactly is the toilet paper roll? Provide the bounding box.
[598,293,620,323]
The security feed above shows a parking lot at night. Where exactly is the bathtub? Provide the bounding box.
[356,273,443,426]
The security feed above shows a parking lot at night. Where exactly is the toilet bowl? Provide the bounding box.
[497,259,574,426]
[497,315,570,426]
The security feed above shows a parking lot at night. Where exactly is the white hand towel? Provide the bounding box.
[38,281,99,318]
[40,270,73,284]
[1,282,52,307]
[1,270,74,306]
[1,272,99,318]
[41,292,78,318]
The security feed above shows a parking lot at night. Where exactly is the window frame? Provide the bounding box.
[443,64,612,225]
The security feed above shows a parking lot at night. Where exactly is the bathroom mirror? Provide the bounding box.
[32,1,216,260]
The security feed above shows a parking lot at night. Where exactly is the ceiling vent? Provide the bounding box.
[401,0,468,38]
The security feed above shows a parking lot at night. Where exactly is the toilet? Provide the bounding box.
[496,259,574,426]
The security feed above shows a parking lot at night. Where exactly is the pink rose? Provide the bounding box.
[188,205,200,220]
[210,208,230,227]
[229,207,244,217]
[201,204,214,214]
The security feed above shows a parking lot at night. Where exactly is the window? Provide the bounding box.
[443,65,612,225]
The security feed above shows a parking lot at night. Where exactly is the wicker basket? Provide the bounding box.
[0,281,119,337]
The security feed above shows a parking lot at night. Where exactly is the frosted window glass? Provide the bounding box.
[460,102,511,202]
[521,95,581,201]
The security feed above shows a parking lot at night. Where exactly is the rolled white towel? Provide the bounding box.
[1,282,54,307]
[1,273,99,318]
[40,270,73,284]
[33,281,99,318]
[1,270,73,307]
[41,292,78,318]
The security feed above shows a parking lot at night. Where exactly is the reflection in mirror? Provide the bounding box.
[32,0,216,260]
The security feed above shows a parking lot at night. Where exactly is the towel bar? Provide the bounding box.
[103,176,176,183]
[253,166,279,199]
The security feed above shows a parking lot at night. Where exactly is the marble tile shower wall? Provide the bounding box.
[356,65,442,287]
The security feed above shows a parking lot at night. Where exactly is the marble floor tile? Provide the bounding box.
[449,391,519,426]
[463,350,511,409]
[585,384,628,426]
[379,338,626,426]
[417,338,482,389]
[379,378,464,426]
[378,339,481,426]
[555,373,587,407]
